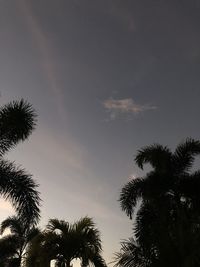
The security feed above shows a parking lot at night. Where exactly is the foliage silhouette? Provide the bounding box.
[0,99,40,225]
[0,216,40,266]
[115,139,200,267]
[26,217,107,267]
[114,238,148,267]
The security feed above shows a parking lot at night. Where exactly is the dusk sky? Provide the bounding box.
[1,0,200,264]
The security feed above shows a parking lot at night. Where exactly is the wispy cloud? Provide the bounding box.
[103,98,157,120]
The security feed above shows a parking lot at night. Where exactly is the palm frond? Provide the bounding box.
[120,178,145,219]
[0,159,40,225]
[28,217,106,267]
[0,217,41,267]
[74,217,95,231]
[46,219,70,234]
[26,227,41,243]
[0,216,23,236]
[178,171,200,207]
[0,99,37,156]
[26,232,53,267]
[118,139,200,266]
[135,144,172,171]
[114,238,148,267]
[0,235,19,260]
[135,202,157,246]
[173,138,200,174]
[74,217,102,253]
[86,251,107,267]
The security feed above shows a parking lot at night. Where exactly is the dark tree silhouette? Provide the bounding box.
[0,216,40,266]
[115,139,200,267]
[26,217,107,267]
[0,99,40,225]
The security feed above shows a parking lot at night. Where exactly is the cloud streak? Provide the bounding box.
[18,0,66,121]
[103,98,157,120]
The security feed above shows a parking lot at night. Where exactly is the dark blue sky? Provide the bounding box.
[0,0,200,264]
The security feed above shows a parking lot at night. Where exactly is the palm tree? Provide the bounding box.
[0,99,40,225]
[0,216,40,266]
[0,234,19,267]
[114,238,148,267]
[116,139,200,267]
[26,217,107,267]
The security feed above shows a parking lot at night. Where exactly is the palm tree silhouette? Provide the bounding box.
[117,139,200,266]
[0,99,40,225]
[26,217,107,267]
[0,216,40,266]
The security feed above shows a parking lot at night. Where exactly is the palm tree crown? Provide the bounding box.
[117,139,200,267]
[0,216,40,266]
[26,217,107,267]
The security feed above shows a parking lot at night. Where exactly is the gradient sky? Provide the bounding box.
[1,0,200,265]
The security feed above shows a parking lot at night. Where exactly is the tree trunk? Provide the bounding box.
[65,259,71,267]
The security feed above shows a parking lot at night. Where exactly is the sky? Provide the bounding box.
[0,0,200,265]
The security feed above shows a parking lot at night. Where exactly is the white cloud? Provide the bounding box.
[103,98,157,120]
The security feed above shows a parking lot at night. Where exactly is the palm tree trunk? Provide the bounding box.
[56,260,68,267]
[65,259,71,267]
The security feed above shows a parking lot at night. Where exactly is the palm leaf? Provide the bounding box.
[83,250,106,267]
[0,99,36,156]
[27,218,106,267]
[0,216,23,236]
[74,217,95,231]
[114,238,148,267]
[120,178,145,219]
[135,144,172,171]
[173,138,200,174]
[46,219,70,234]
[26,227,41,243]
[0,235,19,261]
[0,159,40,225]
